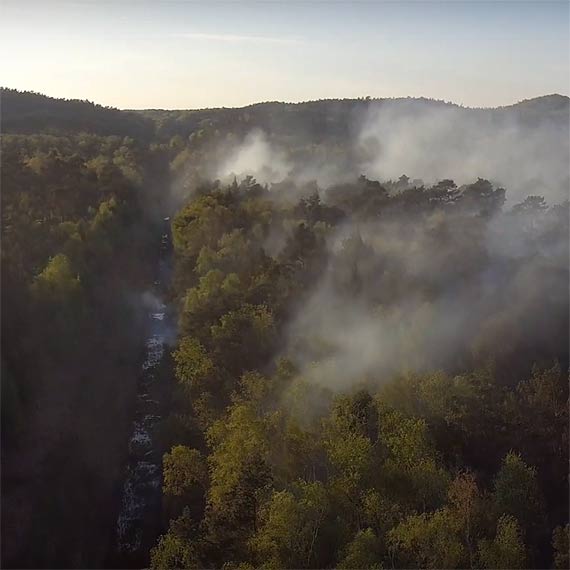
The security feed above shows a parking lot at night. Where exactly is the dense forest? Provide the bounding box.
[151,176,569,570]
[1,91,176,566]
[1,132,164,566]
[1,89,569,569]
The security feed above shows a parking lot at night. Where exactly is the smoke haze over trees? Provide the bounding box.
[1,88,569,569]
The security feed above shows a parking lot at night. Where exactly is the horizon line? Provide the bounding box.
[2,85,569,114]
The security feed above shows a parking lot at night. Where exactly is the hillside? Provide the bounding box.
[136,94,570,141]
[0,88,154,138]
[1,86,569,569]
[3,88,568,142]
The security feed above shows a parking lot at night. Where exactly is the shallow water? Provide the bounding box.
[115,227,172,560]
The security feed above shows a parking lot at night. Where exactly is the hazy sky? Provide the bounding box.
[1,1,568,110]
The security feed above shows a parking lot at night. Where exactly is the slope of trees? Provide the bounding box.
[136,94,569,143]
[1,132,169,567]
[152,177,569,569]
[1,89,568,569]
[1,88,154,138]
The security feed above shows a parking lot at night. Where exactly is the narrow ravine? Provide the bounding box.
[114,219,173,566]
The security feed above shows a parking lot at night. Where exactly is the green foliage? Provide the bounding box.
[379,406,450,511]
[207,403,270,505]
[493,452,544,532]
[2,127,159,567]
[180,269,243,338]
[324,392,378,491]
[150,509,200,569]
[173,337,217,394]
[515,364,569,493]
[172,194,236,257]
[196,229,265,278]
[337,528,383,569]
[325,429,373,486]
[158,175,568,570]
[552,525,570,570]
[202,402,273,559]
[31,253,81,299]
[7,94,567,568]
[361,489,403,537]
[163,446,208,496]
[388,509,466,569]
[210,303,275,375]
[477,515,527,569]
[1,90,568,570]
[249,481,330,569]
[150,533,197,570]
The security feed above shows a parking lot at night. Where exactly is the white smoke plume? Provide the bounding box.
[168,97,569,393]
[200,97,569,205]
[216,129,291,185]
[357,100,570,204]
[282,200,569,391]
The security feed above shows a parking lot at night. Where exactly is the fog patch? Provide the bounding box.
[357,101,569,204]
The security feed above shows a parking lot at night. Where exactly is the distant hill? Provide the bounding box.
[0,88,154,138]
[500,93,569,112]
[2,88,567,143]
[494,94,570,128]
[133,94,569,142]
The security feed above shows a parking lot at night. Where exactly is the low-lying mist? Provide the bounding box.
[284,197,568,390]
[170,96,569,391]
[202,97,569,205]
[357,100,570,204]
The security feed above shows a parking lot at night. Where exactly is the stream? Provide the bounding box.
[114,221,173,565]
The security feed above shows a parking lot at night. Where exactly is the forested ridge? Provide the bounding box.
[152,176,569,570]
[4,88,568,142]
[1,132,161,566]
[1,89,569,569]
[1,102,179,566]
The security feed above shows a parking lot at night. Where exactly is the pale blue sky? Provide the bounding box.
[1,1,568,109]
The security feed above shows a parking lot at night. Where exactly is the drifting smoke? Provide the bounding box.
[212,126,348,190]
[217,129,291,185]
[283,203,569,391]
[206,96,569,204]
[357,99,570,204]
[173,96,569,390]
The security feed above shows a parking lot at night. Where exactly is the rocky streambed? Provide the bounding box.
[114,223,173,566]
